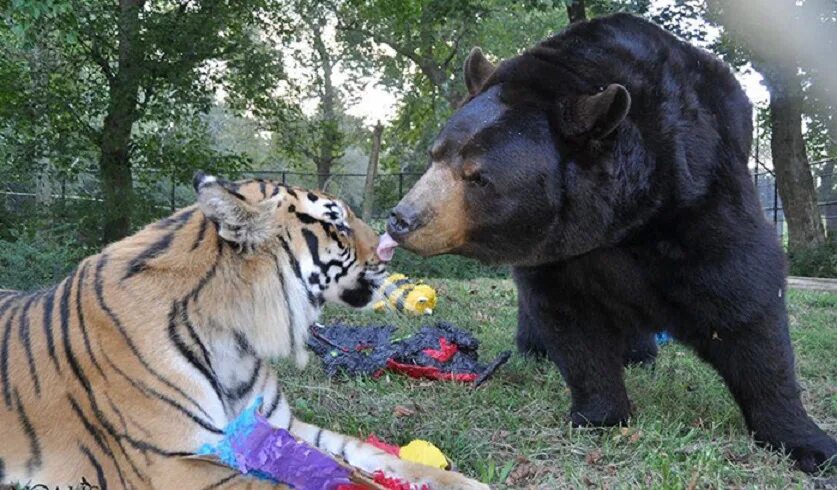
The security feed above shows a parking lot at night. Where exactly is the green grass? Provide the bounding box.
[280,279,837,489]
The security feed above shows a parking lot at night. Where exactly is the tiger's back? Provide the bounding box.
[0,207,255,487]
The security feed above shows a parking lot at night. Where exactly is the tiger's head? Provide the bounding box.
[192,171,387,310]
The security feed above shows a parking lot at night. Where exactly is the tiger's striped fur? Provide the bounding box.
[0,174,488,489]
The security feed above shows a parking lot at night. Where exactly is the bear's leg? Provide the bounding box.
[689,311,836,473]
[538,315,632,427]
[516,294,547,358]
[623,332,658,366]
[519,294,658,367]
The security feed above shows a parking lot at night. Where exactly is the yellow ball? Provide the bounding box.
[399,439,449,470]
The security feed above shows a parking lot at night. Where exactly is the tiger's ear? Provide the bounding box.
[193,171,282,247]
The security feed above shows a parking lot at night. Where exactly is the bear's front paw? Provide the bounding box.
[788,436,837,473]
[569,398,631,427]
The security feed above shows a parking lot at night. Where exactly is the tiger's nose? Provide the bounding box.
[387,206,417,238]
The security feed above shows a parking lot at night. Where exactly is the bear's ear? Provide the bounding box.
[464,47,496,96]
[562,84,631,140]
[193,171,282,249]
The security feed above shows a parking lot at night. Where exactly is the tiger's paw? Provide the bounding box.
[384,460,490,490]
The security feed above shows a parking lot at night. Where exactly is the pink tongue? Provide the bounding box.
[376,233,398,262]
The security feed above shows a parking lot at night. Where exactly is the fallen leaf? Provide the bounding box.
[676,443,704,455]
[687,470,699,490]
[629,431,643,444]
[505,460,537,486]
[474,311,495,322]
[724,449,749,464]
[393,405,415,418]
[491,430,510,443]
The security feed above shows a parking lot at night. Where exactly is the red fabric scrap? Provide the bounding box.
[421,337,458,362]
[385,359,478,383]
[333,473,429,490]
[365,434,401,456]
[373,471,430,490]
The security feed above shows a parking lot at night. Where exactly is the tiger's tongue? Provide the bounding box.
[376,233,398,262]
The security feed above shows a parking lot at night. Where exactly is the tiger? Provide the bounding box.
[0,172,488,490]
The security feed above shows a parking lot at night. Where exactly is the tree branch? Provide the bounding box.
[73,7,117,82]
[337,23,425,67]
[299,146,317,161]
[441,25,468,71]
[58,98,102,146]
[136,85,154,115]
[85,39,115,83]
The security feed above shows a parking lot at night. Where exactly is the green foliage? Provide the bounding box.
[344,0,573,172]
[0,224,89,291]
[0,0,296,242]
[788,241,837,278]
[132,105,253,189]
[388,249,507,280]
[649,0,708,43]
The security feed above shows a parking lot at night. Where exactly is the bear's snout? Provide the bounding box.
[387,206,419,239]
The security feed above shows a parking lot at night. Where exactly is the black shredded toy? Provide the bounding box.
[307,322,511,388]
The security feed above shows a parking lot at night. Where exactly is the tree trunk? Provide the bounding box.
[821,159,836,243]
[35,161,54,206]
[823,116,837,242]
[566,0,588,23]
[362,122,384,221]
[315,157,333,190]
[762,64,826,251]
[28,41,54,206]
[100,0,145,243]
[312,21,340,191]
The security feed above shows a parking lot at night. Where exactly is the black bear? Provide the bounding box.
[384,13,836,472]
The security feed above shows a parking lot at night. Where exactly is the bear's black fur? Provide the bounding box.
[388,13,836,472]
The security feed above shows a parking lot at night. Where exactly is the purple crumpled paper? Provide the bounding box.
[198,396,353,490]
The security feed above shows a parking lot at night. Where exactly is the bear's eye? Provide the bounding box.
[462,161,489,187]
[465,172,490,188]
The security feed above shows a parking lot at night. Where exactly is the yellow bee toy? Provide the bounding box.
[373,274,437,315]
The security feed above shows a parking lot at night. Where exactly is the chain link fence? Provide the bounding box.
[0,167,424,228]
[2,158,836,241]
[750,157,837,243]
